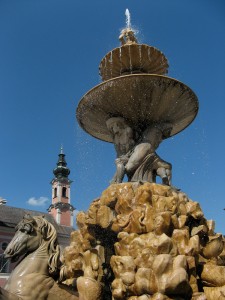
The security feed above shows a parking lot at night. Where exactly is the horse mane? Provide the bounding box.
[33,216,61,277]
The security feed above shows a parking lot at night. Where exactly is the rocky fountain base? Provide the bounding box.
[61,182,225,300]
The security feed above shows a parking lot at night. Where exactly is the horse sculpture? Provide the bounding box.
[1,214,78,300]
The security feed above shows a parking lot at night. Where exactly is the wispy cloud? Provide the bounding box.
[27,196,49,207]
[73,209,80,217]
[73,210,80,229]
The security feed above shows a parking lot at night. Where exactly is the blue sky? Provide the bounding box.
[0,0,225,232]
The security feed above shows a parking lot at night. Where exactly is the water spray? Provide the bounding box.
[125,8,131,29]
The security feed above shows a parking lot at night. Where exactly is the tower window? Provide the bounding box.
[62,187,67,197]
[54,187,57,198]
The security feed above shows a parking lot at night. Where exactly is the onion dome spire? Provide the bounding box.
[53,146,70,179]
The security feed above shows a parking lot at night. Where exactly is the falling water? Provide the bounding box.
[110,51,113,78]
[139,45,142,69]
[125,8,131,28]
[119,47,122,75]
[148,47,151,62]
[128,45,133,73]
[104,57,107,78]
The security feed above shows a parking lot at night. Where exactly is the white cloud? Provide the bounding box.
[73,210,81,229]
[73,209,80,217]
[27,196,49,207]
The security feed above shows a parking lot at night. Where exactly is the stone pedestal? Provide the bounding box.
[61,183,225,300]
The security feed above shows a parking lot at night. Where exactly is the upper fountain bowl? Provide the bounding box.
[99,43,169,81]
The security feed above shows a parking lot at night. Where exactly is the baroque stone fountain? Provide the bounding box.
[69,10,225,300]
[76,10,198,186]
[2,10,225,300]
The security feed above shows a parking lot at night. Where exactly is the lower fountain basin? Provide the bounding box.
[76,74,198,142]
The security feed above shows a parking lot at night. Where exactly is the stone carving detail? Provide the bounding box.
[2,183,224,300]
[119,28,138,45]
[106,117,172,185]
[60,182,225,299]
[1,214,79,300]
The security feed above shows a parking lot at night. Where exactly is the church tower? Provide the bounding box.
[48,147,75,227]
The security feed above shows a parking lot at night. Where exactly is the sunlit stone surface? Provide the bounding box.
[61,182,225,299]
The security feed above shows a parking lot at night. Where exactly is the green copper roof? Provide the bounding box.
[53,148,70,179]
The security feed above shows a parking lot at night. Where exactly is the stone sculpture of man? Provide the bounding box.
[106,117,137,183]
[106,117,172,184]
[119,28,138,45]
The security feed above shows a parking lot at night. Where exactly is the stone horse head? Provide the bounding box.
[2,214,66,299]
[4,214,60,277]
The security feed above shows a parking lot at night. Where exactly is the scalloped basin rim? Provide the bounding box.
[99,44,169,80]
[99,43,168,62]
[76,74,199,143]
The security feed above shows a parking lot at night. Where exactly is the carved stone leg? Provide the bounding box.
[156,166,171,186]
[110,159,126,184]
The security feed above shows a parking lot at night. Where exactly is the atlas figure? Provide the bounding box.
[106,117,172,185]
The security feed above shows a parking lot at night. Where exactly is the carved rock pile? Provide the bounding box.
[60,182,225,300]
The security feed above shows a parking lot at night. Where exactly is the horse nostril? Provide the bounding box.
[4,248,12,256]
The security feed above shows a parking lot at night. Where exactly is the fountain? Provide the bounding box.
[2,9,225,300]
[76,8,198,185]
[73,10,225,300]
